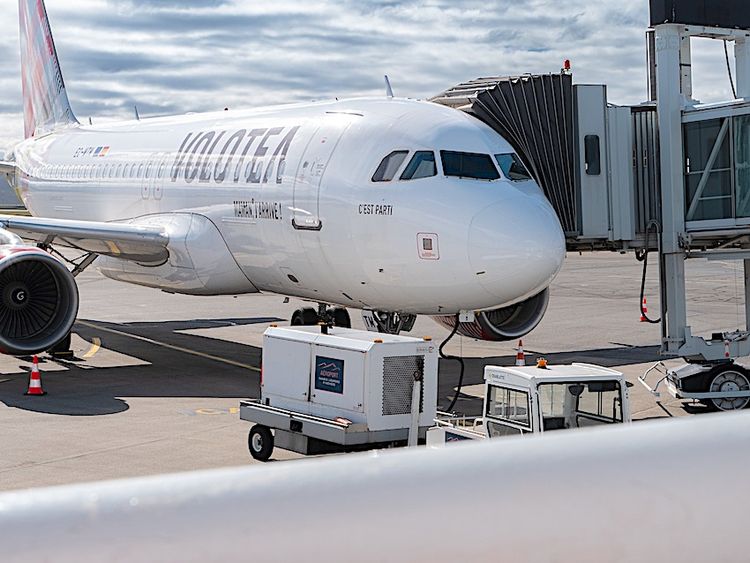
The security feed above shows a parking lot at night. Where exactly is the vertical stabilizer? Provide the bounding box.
[18,0,78,138]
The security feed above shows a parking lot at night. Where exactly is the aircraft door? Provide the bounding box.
[141,156,155,200]
[292,121,348,230]
[153,153,168,201]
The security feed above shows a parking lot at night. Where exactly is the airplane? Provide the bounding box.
[0,0,565,357]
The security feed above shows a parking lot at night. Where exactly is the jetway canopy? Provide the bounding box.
[432,75,578,235]
[433,74,653,248]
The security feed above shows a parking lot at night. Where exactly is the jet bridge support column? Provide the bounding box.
[656,24,688,356]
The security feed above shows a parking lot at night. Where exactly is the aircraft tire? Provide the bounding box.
[331,308,351,328]
[291,308,319,326]
[48,332,73,357]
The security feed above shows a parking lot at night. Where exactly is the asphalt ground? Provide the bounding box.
[0,251,744,491]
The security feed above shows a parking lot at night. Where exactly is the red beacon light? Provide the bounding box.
[562,59,572,74]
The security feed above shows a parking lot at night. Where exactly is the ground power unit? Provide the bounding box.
[241,325,438,460]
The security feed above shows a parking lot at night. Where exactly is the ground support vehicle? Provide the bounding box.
[242,325,438,461]
[427,362,630,445]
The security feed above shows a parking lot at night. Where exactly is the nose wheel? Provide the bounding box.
[290,305,351,328]
[361,311,416,334]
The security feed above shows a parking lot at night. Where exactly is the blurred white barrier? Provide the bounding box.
[1,412,749,562]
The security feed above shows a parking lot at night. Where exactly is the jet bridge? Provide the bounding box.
[434,0,750,410]
[433,75,660,250]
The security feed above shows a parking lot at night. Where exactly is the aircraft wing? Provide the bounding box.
[0,214,169,264]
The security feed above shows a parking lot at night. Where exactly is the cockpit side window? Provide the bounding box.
[441,151,500,180]
[400,151,436,180]
[372,150,408,182]
[495,153,533,182]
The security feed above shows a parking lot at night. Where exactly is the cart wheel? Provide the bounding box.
[248,425,274,461]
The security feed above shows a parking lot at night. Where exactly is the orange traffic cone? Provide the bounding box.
[640,298,648,322]
[25,356,46,396]
[515,340,526,366]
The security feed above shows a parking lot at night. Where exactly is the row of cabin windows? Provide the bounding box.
[29,161,169,182]
[372,150,532,183]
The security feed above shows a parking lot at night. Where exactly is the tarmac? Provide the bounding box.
[0,250,745,491]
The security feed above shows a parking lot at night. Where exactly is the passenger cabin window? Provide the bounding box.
[401,151,436,180]
[372,150,408,182]
[495,153,533,182]
[441,151,500,180]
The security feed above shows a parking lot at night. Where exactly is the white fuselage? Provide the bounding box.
[11,97,565,315]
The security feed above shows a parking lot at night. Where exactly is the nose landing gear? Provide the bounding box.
[361,311,416,335]
[290,304,352,328]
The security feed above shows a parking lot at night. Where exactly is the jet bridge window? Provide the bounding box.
[400,151,436,180]
[736,115,750,218]
[441,151,500,180]
[495,153,532,182]
[372,150,409,182]
[684,118,732,221]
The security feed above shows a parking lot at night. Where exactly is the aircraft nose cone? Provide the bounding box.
[468,197,565,303]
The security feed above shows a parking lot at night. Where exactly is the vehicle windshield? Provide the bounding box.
[441,151,500,180]
[538,380,623,431]
[485,385,531,429]
[495,153,533,181]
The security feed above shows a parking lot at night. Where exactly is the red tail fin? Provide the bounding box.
[18,0,78,138]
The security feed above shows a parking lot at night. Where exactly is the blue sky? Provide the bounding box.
[0,0,740,149]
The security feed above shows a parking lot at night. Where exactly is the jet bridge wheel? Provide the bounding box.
[702,365,750,411]
[248,424,274,462]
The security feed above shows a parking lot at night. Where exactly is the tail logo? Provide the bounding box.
[18,0,78,138]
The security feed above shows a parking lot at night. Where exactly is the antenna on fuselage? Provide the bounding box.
[384,75,394,98]
[134,105,141,121]
[88,117,93,125]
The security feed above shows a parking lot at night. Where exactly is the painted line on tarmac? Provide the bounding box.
[0,378,10,384]
[82,337,101,359]
[78,321,261,373]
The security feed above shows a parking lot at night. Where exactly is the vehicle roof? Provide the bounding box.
[484,363,624,384]
[265,325,433,353]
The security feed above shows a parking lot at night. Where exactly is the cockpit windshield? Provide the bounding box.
[401,151,436,180]
[372,150,408,182]
[495,153,532,181]
[441,151,500,181]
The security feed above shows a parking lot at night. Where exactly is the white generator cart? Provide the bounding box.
[241,326,438,461]
[427,363,631,445]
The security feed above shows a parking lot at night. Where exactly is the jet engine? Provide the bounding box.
[433,289,549,341]
[0,233,79,355]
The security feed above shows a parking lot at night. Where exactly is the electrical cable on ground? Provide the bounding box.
[440,313,465,413]
[635,221,661,324]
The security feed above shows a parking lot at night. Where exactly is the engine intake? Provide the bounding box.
[433,289,549,342]
[0,249,79,355]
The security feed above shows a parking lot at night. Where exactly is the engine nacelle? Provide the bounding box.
[0,236,79,355]
[433,289,549,342]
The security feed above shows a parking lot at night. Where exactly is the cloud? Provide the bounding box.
[0,0,740,149]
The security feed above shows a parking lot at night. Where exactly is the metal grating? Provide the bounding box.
[432,74,578,234]
[382,355,424,416]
